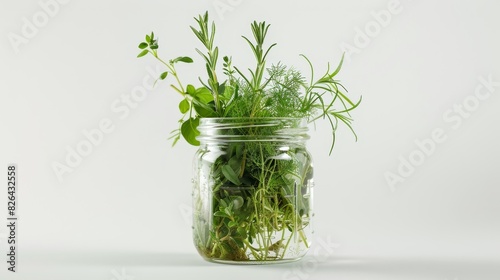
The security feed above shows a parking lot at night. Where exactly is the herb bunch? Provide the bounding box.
[137,12,360,262]
[138,12,360,151]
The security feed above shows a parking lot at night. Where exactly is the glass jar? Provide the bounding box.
[192,118,314,264]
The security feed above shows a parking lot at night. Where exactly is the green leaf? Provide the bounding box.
[194,87,214,104]
[178,99,190,114]
[228,157,241,175]
[181,118,200,146]
[145,34,151,43]
[186,84,196,96]
[218,82,226,97]
[160,72,168,80]
[138,42,148,49]
[330,53,345,78]
[137,50,149,58]
[214,211,230,218]
[224,204,233,215]
[221,165,241,185]
[193,102,216,117]
[219,200,228,208]
[205,63,214,80]
[228,221,238,228]
[171,134,180,147]
[168,129,181,147]
[172,56,194,63]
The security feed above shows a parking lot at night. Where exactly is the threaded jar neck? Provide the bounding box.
[197,118,310,144]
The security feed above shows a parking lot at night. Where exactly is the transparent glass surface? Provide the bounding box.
[192,118,314,264]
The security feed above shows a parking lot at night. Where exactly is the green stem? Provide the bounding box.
[154,56,186,94]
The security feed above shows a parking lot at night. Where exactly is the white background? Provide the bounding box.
[1,0,500,279]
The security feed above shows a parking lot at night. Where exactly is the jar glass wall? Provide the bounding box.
[192,118,314,264]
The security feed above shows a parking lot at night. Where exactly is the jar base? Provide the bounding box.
[204,257,303,265]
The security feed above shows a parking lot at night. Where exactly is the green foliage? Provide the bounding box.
[178,99,190,114]
[236,21,276,92]
[181,117,200,146]
[136,11,360,261]
[136,12,359,150]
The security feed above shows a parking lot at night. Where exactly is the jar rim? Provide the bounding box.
[199,117,308,125]
[198,117,308,129]
[199,117,306,121]
[197,117,310,143]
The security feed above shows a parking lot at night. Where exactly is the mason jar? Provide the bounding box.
[192,118,314,264]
